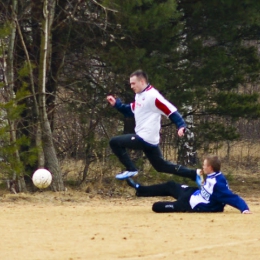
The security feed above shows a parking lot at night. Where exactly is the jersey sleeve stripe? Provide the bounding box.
[155,98,171,116]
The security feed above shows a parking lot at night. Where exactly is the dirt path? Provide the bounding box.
[0,192,259,260]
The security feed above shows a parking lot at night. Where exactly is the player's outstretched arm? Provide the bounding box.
[107,96,134,117]
[213,182,250,214]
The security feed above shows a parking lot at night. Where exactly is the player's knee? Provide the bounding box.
[152,202,162,212]
[152,201,175,213]
[109,137,118,148]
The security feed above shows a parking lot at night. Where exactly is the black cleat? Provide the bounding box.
[126,178,140,189]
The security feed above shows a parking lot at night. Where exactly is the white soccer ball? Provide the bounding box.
[32,169,52,189]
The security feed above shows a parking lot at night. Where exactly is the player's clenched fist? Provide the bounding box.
[106,95,116,106]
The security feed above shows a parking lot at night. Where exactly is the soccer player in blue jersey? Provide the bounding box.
[126,155,251,214]
[107,70,202,185]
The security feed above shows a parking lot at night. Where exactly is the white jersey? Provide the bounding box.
[130,86,177,145]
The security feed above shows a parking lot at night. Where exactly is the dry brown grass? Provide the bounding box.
[1,140,259,197]
[55,141,260,200]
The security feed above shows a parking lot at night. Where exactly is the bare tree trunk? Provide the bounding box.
[4,0,27,192]
[38,0,64,191]
[15,10,44,169]
[46,0,69,130]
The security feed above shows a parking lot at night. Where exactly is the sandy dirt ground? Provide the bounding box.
[0,191,259,260]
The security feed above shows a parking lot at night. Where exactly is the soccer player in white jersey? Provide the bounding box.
[107,69,202,185]
[126,155,251,214]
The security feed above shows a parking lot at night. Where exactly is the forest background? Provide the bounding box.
[1,0,260,193]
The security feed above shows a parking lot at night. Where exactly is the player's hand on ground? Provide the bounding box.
[107,95,116,106]
[177,127,185,137]
[242,210,252,214]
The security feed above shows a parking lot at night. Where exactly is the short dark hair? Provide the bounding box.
[130,70,148,83]
[205,155,221,172]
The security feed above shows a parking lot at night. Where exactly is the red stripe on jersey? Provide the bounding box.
[146,85,153,91]
[131,102,135,111]
[155,98,171,116]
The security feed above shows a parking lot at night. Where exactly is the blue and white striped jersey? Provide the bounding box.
[189,172,249,213]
